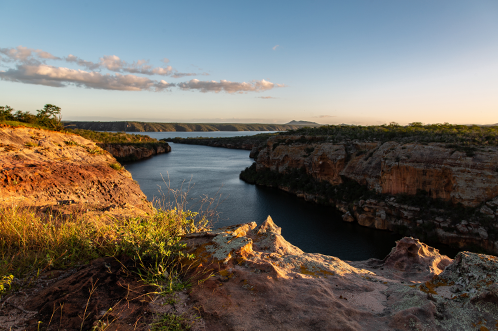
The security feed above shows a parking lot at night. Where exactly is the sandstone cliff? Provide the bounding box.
[0,125,152,216]
[99,142,171,162]
[243,135,498,254]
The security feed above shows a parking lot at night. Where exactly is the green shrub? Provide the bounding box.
[109,163,123,170]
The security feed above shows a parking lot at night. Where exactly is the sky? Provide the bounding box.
[1,1,498,125]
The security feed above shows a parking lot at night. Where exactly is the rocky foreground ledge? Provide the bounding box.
[2,216,497,330]
[181,217,498,331]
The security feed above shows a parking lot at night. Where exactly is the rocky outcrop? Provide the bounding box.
[182,217,498,330]
[245,135,498,254]
[99,142,171,162]
[0,125,152,216]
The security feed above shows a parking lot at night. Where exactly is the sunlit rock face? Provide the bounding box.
[0,125,152,216]
[183,217,498,331]
[256,136,498,207]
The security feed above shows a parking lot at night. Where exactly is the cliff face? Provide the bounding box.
[257,136,498,207]
[0,125,152,215]
[250,135,498,253]
[99,142,171,162]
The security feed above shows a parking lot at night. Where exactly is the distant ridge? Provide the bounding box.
[64,121,321,132]
[286,120,320,126]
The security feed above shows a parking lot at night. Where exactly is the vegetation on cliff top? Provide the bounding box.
[1,104,170,148]
[284,122,498,146]
[1,104,63,131]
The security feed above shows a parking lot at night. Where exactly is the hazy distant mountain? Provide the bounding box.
[286,120,320,126]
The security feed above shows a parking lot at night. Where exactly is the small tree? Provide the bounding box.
[36,104,63,130]
[14,110,36,123]
[0,106,15,121]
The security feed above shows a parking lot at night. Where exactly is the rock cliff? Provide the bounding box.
[99,142,171,162]
[0,125,152,216]
[243,135,498,254]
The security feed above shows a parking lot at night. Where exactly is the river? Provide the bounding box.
[124,131,446,261]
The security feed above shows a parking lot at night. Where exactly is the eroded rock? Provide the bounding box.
[0,126,152,216]
[182,218,498,330]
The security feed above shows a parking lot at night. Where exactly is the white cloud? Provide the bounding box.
[257,96,276,99]
[0,46,286,93]
[177,79,283,93]
[0,64,174,91]
[1,46,200,77]
[97,55,174,76]
[272,45,279,51]
[0,46,60,64]
[65,54,101,70]
[172,71,209,78]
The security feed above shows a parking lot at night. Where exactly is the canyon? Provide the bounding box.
[2,125,498,330]
[242,134,498,255]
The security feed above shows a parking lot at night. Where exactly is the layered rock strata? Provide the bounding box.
[99,142,171,162]
[0,125,152,215]
[246,135,498,253]
[183,217,498,330]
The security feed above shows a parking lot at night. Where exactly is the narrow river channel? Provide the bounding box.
[124,131,453,261]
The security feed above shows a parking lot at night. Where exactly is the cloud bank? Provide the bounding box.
[0,46,285,93]
[178,79,282,93]
[0,64,173,91]
[0,46,60,65]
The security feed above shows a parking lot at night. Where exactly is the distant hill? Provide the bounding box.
[64,121,321,132]
[286,120,320,126]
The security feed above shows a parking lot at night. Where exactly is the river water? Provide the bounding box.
[124,131,422,261]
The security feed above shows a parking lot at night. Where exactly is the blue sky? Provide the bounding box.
[1,1,497,124]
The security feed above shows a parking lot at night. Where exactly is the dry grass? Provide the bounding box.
[0,204,209,284]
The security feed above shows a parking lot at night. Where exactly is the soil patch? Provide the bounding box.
[1,257,157,330]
